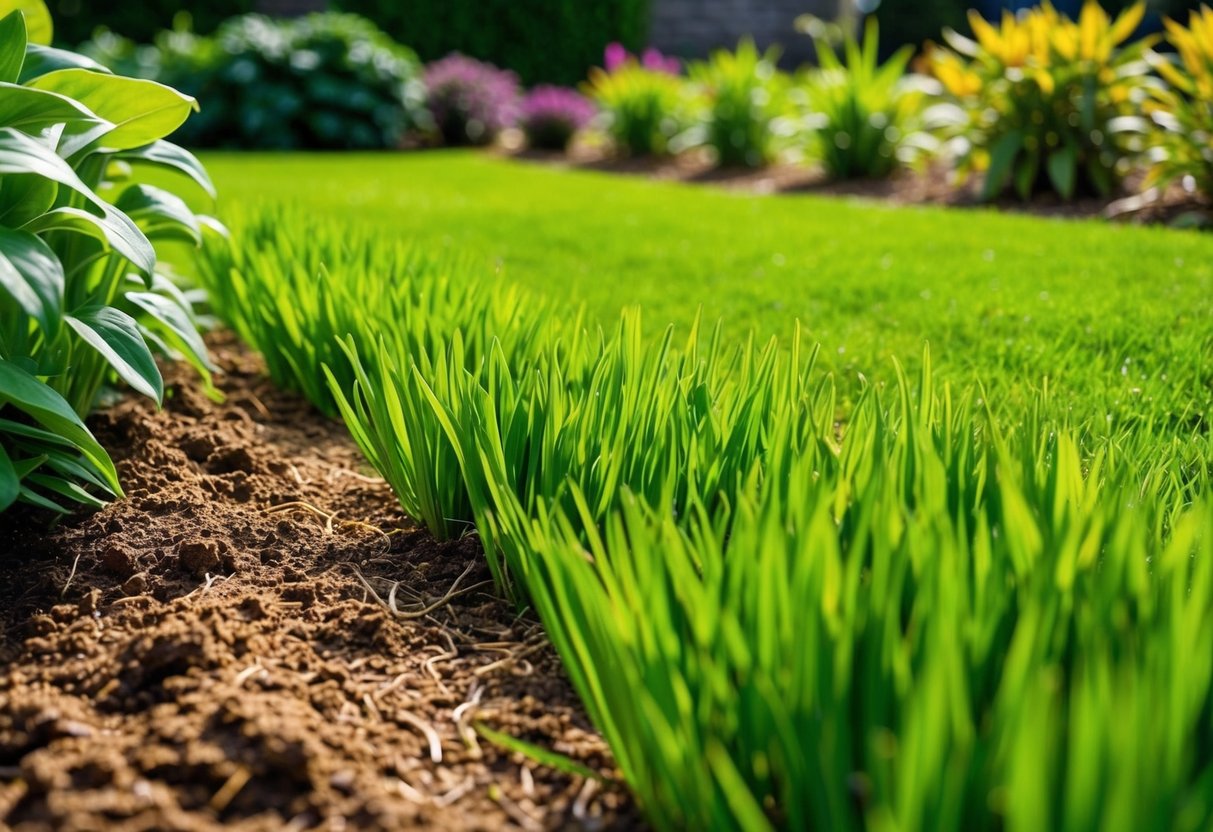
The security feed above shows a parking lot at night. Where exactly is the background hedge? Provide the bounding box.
[49,0,255,46]
[331,0,650,86]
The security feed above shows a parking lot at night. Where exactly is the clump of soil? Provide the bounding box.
[0,335,640,831]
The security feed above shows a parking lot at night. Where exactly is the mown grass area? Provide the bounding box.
[203,151,1212,429]
[195,180,1213,831]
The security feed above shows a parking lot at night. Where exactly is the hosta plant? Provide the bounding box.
[798,17,934,179]
[0,0,216,514]
[921,1,1157,200]
[1144,5,1213,197]
[584,44,686,156]
[685,39,792,168]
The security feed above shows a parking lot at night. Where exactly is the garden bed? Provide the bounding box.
[503,144,1210,226]
[0,335,638,832]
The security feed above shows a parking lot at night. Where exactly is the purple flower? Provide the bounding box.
[604,41,628,73]
[424,54,520,146]
[642,47,681,75]
[519,85,597,150]
[601,42,681,75]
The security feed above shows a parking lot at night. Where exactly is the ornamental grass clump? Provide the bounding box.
[1144,5,1213,197]
[424,54,520,146]
[585,43,686,156]
[518,85,596,151]
[921,1,1156,200]
[0,0,217,514]
[210,207,1213,832]
[799,17,934,179]
[686,38,792,168]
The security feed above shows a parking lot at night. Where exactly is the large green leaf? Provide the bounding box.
[981,129,1023,201]
[0,225,62,337]
[125,287,218,398]
[0,80,104,136]
[0,125,91,192]
[28,69,198,151]
[114,183,201,245]
[0,0,49,46]
[1047,145,1078,201]
[18,44,111,84]
[0,357,119,495]
[65,305,163,403]
[116,140,216,199]
[23,205,155,275]
[0,10,25,84]
[0,441,17,510]
[0,170,54,226]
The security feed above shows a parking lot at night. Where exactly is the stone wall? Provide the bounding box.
[648,0,841,65]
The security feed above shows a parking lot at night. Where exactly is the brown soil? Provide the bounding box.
[0,335,640,831]
[503,144,1212,226]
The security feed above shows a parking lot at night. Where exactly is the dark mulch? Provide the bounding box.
[503,143,1212,226]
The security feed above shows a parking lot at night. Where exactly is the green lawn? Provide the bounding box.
[202,151,1213,428]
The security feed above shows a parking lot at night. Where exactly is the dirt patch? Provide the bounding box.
[0,335,640,831]
[503,144,1211,226]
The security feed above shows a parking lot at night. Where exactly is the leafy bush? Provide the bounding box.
[685,39,792,168]
[922,1,1157,200]
[209,205,1213,832]
[0,0,216,514]
[331,0,649,87]
[47,1,253,48]
[799,17,932,179]
[519,85,596,151]
[1144,4,1213,197]
[83,13,428,151]
[584,45,686,157]
[423,54,519,146]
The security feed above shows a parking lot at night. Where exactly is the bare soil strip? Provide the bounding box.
[0,335,640,831]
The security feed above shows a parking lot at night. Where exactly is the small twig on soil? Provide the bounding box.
[572,777,600,823]
[520,765,535,798]
[473,639,548,678]
[453,681,485,759]
[59,551,83,598]
[183,572,231,600]
[362,693,384,722]
[394,708,443,764]
[352,562,489,620]
[233,663,266,687]
[265,500,391,550]
[489,783,544,832]
[433,776,476,808]
[392,773,429,804]
[209,765,253,812]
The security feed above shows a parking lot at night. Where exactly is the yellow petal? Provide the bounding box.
[1109,2,1146,46]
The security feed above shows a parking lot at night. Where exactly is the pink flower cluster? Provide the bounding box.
[603,42,680,75]
[518,85,597,150]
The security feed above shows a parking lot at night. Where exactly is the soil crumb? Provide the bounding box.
[0,334,640,831]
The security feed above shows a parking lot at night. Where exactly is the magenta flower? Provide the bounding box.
[642,47,681,75]
[603,42,680,75]
[424,54,520,146]
[604,41,628,72]
[519,85,597,150]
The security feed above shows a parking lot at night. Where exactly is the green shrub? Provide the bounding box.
[332,0,649,87]
[47,1,253,48]
[685,39,792,168]
[799,17,932,179]
[584,51,687,157]
[922,1,1157,200]
[0,0,216,514]
[83,13,428,151]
